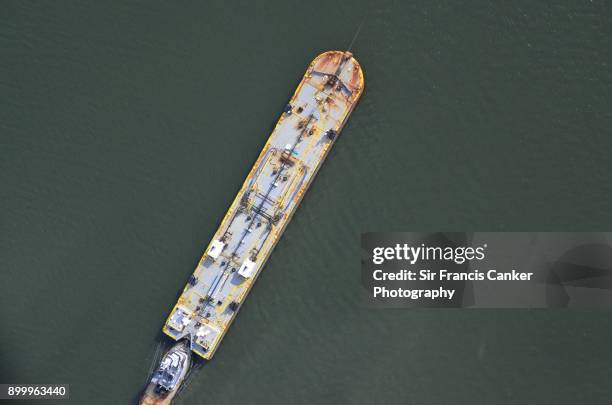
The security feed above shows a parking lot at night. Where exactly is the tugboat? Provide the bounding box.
[140,341,192,405]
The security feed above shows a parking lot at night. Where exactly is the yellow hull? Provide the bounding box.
[162,51,364,359]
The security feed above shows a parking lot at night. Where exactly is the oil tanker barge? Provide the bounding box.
[162,50,364,361]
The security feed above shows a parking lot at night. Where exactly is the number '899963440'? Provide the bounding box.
[1,384,69,399]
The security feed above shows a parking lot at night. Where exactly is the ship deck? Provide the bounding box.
[163,50,364,359]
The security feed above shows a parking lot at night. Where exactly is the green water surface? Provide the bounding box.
[2,1,612,404]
